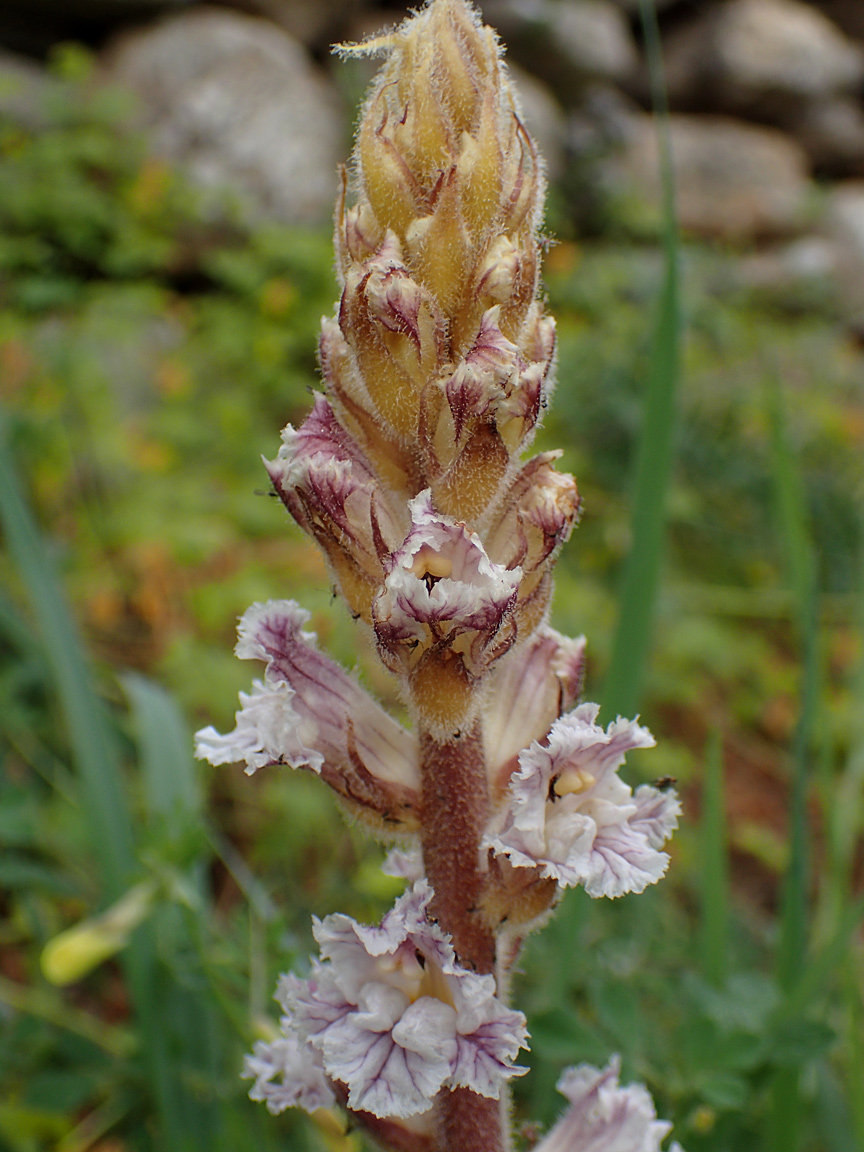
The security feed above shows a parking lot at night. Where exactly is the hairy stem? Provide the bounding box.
[419,722,505,1152]
[419,723,495,974]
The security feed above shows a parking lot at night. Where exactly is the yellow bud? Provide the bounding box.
[41,881,157,986]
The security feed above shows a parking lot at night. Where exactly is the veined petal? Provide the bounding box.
[280,881,528,1119]
[534,1056,679,1152]
[485,452,580,574]
[242,1022,335,1116]
[484,706,680,898]
[195,600,419,827]
[382,845,424,882]
[265,395,402,597]
[483,627,586,794]
[194,679,323,773]
[373,491,521,668]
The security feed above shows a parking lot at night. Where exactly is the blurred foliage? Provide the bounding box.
[1,49,863,1152]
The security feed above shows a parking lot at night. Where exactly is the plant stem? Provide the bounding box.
[419,723,495,974]
[419,722,505,1152]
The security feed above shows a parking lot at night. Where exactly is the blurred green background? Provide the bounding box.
[1,23,863,1152]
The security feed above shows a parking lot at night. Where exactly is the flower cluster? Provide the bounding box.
[197,1,684,1149]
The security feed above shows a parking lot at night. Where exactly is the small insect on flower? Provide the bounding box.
[653,776,678,791]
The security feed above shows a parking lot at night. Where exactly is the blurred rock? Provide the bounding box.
[824,182,864,325]
[809,0,864,42]
[663,0,864,118]
[102,7,345,226]
[607,113,813,240]
[508,63,567,180]
[736,235,839,290]
[0,48,59,129]
[793,98,864,175]
[480,0,639,104]
[229,0,369,50]
[605,0,678,11]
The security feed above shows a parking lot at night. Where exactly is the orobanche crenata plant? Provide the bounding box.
[196,2,684,1149]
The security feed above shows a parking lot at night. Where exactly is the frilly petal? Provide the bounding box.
[279,881,528,1119]
[534,1056,679,1152]
[195,600,419,827]
[242,1022,335,1116]
[484,706,680,898]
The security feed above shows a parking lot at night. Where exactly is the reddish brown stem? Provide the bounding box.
[435,1089,505,1152]
[419,723,495,974]
[419,722,506,1152]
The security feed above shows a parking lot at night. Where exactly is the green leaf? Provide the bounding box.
[767,1018,836,1066]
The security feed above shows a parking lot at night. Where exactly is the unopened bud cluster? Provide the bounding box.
[266,0,578,738]
[197,3,683,1150]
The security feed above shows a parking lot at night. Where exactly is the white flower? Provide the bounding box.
[483,704,680,898]
[534,1056,681,1152]
[242,1022,335,1116]
[281,881,528,1119]
[195,600,419,826]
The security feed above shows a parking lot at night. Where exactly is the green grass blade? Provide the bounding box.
[847,963,864,1147]
[766,384,818,994]
[602,0,682,718]
[0,413,209,1149]
[123,672,203,829]
[700,728,729,988]
[0,410,135,896]
[765,383,820,1152]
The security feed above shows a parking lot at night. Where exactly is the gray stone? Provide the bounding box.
[0,49,59,129]
[663,0,864,118]
[102,7,346,226]
[480,0,639,104]
[824,182,864,323]
[230,0,370,49]
[793,97,864,175]
[809,0,864,43]
[606,113,813,241]
[508,63,568,180]
[736,235,840,291]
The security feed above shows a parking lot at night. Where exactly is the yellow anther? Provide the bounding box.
[553,768,596,797]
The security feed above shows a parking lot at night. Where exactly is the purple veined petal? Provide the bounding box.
[450,996,530,1097]
[272,392,376,479]
[632,785,684,850]
[381,845,424,882]
[265,394,402,569]
[483,627,586,793]
[195,600,419,825]
[485,452,580,575]
[483,707,680,898]
[373,491,521,658]
[242,1019,335,1116]
[194,679,324,773]
[321,999,455,1119]
[534,1056,678,1152]
[279,881,529,1119]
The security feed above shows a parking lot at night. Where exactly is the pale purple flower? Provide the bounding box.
[280,881,528,1119]
[195,600,419,825]
[265,394,401,573]
[372,491,521,674]
[381,845,424,882]
[242,1023,335,1116]
[534,1056,681,1152]
[483,704,680,898]
[483,626,586,794]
